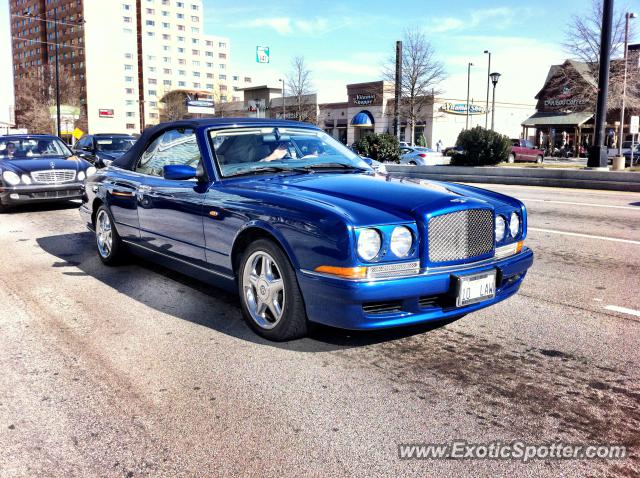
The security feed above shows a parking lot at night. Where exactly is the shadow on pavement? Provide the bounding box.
[36,231,458,352]
[1,200,81,215]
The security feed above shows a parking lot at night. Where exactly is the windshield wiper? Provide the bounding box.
[303,162,369,171]
[226,165,316,177]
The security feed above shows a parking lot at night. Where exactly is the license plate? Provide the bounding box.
[455,270,496,307]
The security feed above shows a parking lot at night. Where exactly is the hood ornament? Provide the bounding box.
[50,161,56,169]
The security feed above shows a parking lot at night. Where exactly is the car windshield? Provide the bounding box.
[95,137,136,152]
[210,127,370,177]
[0,137,72,160]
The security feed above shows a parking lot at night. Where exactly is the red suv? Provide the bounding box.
[510,139,544,163]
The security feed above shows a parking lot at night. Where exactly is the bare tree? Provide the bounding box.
[562,0,632,71]
[14,64,84,134]
[286,56,317,123]
[160,92,189,122]
[382,28,446,144]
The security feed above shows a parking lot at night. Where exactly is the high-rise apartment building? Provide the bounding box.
[10,0,251,135]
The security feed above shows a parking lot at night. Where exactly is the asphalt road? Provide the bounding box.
[1,184,639,477]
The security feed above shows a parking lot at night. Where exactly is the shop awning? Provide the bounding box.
[521,112,593,127]
[351,111,374,127]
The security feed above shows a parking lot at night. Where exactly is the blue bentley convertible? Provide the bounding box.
[79,119,533,341]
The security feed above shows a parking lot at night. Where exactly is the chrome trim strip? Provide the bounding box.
[122,240,235,280]
[299,248,529,282]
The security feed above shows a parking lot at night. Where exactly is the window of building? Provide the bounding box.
[177,1,184,6]
[219,74,226,80]
[191,27,199,34]
[163,56,171,63]
[162,10,169,16]
[218,53,226,59]
[192,38,199,45]
[123,27,132,34]
[126,123,136,130]
[123,4,131,10]
[218,42,226,48]
[220,95,227,101]
[147,31,155,37]
[205,51,213,57]
[177,13,184,19]
[162,22,170,28]
[191,16,199,22]
[124,64,133,70]
[125,76,133,82]
[219,64,226,69]
[123,16,132,23]
[148,78,157,85]
[178,58,186,65]
[148,90,157,96]
[206,73,213,79]
[124,52,133,59]
[126,111,136,117]
[150,101,158,107]
[147,54,156,61]
[162,45,170,51]
[192,49,199,56]
[178,25,185,31]
[162,0,170,5]
[126,100,135,106]
[149,112,159,119]
[205,40,213,47]
[193,71,200,77]
[192,60,200,67]
[163,68,172,74]
[178,47,185,53]
[125,88,134,94]
[163,79,172,86]
[146,20,155,26]
[146,8,154,14]
[206,83,213,90]
[178,81,186,87]
[244,77,251,83]
[206,62,213,68]
[178,70,186,75]
[149,66,156,72]
[219,84,227,91]
[193,82,200,88]
[191,4,199,10]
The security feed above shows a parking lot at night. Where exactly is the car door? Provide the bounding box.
[134,127,208,264]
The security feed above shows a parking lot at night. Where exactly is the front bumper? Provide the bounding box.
[0,182,83,205]
[297,247,534,330]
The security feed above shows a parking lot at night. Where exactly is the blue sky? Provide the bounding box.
[1,0,638,122]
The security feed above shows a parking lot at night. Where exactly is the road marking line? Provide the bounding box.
[520,198,639,211]
[467,183,640,198]
[605,305,640,318]
[528,227,640,245]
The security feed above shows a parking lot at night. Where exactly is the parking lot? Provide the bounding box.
[0,183,639,477]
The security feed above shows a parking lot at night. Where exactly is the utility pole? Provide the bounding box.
[618,12,637,157]
[484,50,491,129]
[279,78,285,118]
[465,62,473,130]
[53,7,61,138]
[490,73,501,131]
[588,0,614,168]
[394,40,402,142]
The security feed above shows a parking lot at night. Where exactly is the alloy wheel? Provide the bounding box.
[242,251,285,330]
[96,209,113,259]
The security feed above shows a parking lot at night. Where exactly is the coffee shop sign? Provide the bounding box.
[543,97,587,107]
[354,93,375,105]
[441,103,486,115]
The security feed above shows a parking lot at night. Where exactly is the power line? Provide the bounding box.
[11,12,85,28]
[11,37,85,51]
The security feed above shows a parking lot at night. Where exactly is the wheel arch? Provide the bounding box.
[231,222,300,278]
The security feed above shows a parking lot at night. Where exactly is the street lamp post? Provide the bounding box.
[279,78,285,119]
[489,72,501,131]
[484,50,491,129]
[21,9,84,138]
[618,12,637,157]
[466,62,473,130]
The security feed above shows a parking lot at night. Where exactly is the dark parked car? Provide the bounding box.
[73,133,136,168]
[510,139,544,163]
[80,118,533,341]
[0,134,95,211]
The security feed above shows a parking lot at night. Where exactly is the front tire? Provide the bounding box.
[536,155,543,164]
[95,205,125,265]
[508,153,516,163]
[238,239,307,341]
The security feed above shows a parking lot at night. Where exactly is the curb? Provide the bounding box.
[386,165,640,192]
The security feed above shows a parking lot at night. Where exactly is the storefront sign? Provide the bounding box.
[441,103,485,115]
[256,46,270,64]
[98,109,114,118]
[543,97,587,108]
[354,94,375,106]
[187,100,215,115]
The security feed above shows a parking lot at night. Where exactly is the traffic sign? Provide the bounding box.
[72,128,84,140]
[630,116,639,135]
[256,46,270,63]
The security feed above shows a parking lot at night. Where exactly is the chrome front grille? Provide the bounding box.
[31,169,76,184]
[428,209,494,263]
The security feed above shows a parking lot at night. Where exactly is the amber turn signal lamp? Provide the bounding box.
[315,265,368,279]
[516,241,524,253]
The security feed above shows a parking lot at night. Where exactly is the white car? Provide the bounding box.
[399,146,446,165]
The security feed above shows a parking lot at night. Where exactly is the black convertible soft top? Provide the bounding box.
[112,118,317,170]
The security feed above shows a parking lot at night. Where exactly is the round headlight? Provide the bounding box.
[357,228,382,261]
[77,171,86,181]
[21,174,32,184]
[390,226,413,257]
[86,166,97,177]
[509,212,520,237]
[2,171,20,186]
[495,215,506,242]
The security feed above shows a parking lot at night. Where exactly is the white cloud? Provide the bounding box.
[310,60,380,77]
[427,17,465,34]
[245,17,292,35]
[242,16,343,37]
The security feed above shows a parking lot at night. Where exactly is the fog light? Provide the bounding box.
[9,193,19,200]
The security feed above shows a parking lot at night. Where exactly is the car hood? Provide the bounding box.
[96,151,127,160]
[0,156,89,174]
[226,172,522,226]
